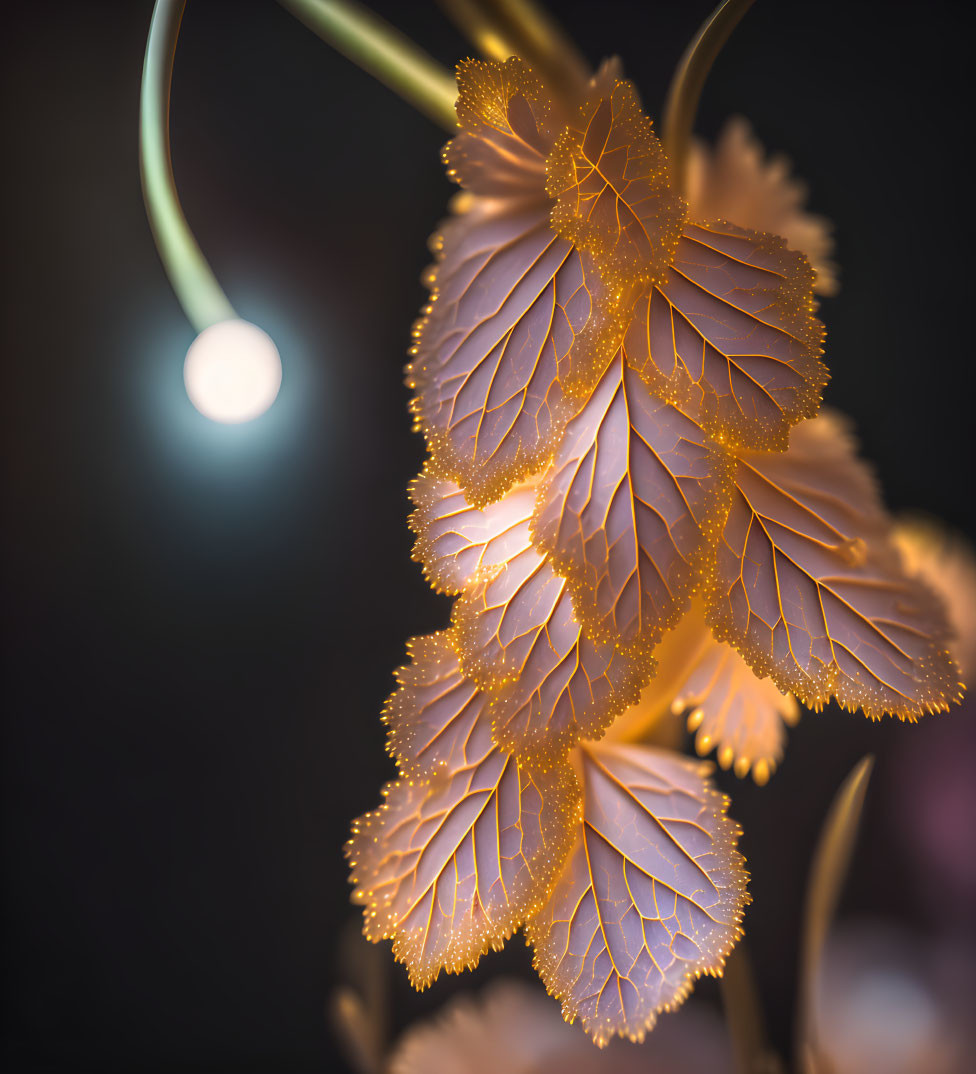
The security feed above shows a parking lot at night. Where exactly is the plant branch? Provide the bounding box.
[661,0,754,195]
[279,0,458,131]
[141,0,237,333]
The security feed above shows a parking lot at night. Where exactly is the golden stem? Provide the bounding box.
[796,755,875,1074]
[453,0,590,97]
[278,0,458,131]
[436,0,519,61]
[662,0,755,194]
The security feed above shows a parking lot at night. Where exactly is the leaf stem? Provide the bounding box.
[661,0,754,195]
[436,0,520,62]
[278,0,458,132]
[480,0,589,94]
[140,0,237,333]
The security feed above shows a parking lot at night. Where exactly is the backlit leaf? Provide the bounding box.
[408,468,538,595]
[705,412,962,718]
[444,58,556,200]
[453,525,649,763]
[388,977,735,1074]
[687,117,838,296]
[547,77,686,286]
[892,517,976,680]
[675,636,799,785]
[347,705,580,988]
[384,632,490,779]
[623,221,826,450]
[533,351,731,659]
[527,742,748,1046]
[408,198,614,507]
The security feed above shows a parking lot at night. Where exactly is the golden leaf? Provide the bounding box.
[533,350,731,660]
[547,78,686,287]
[384,632,490,780]
[674,635,799,785]
[892,517,976,681]
[687,117,838,296]
[347,713,580,989]
[453,526,650,764]
[623,221,826,450]
[408,198,614,507]
[527,741,748,1046]
[705,411,962,717]
[408,467,540,596]
[387,977,732,1074]
[444,57,556,200]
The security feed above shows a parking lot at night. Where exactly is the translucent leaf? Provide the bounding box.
[408,468,538,595]
[547,78,686,286]
[602,605,718,746]
[388,978,735,1074]
[347,713,580,989]
[892,517,976,681]
[453,527,650,763]
[687,117,838,296]
[705,412,962,718]
[674,636,799,785]
[408,198,614,506]
[623,221,826,450]
[384,632,490,779]
[533,351,731,659]
[444,58,556,200]
[527,742,748,1046]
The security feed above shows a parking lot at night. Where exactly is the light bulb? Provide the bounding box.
[183,319,282,423]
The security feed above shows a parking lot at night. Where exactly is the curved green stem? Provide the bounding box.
[278,0,457,132]
[662,0,755,195]
[140,0,236,333]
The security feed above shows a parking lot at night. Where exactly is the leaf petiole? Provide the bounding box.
[278,0,458,131]
[661,0,755,195]
[141,0,237,333]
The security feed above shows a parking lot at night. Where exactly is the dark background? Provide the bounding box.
[2,1,973,1070]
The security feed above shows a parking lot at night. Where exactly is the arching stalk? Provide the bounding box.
[141,0,237,333]
[436,0,522,62]
[796,755,875,1073]
[441,0,589,96]
[279,0,458,131]
[662,0,755,195]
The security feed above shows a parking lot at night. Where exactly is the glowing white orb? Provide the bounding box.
[184,319,282,423]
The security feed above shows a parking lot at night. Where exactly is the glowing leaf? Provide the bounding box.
[547,78,686,286]
[687,117,838,295]
[527,742,748,1046]
[408,469,539,595]
[623,221,826,450]
[892,518,976,680]
[408,199,613,506]
[674,637,799,785]
[347,710,580,989]
[384,632,489,779]
[388,977,735,1074]
[705,412,961,718]
[533,351,731,659]
[444,58,556,200]
[453,526,649,763]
